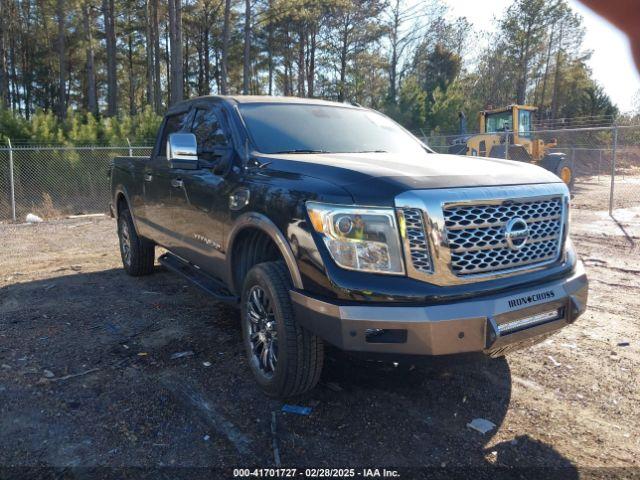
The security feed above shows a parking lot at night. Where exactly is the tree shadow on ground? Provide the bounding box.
[0,268,578,476]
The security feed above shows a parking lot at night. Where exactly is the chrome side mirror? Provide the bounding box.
[167,133,199,169]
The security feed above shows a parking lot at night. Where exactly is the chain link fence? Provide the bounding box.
[0,145,153,222]
[425,125,640,215]
[0,126,638,222]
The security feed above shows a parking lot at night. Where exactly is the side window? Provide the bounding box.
[159,111,193,157]
[518,110,532,138]
[191,108,229,157]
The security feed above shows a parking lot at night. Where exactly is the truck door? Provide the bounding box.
[169,106,236,279]
[142,108,195,249]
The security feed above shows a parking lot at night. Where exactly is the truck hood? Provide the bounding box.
[259,151,562,206]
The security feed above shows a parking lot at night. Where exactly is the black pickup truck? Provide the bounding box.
[109,96,588,397]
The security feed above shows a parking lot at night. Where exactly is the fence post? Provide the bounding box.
[609,126,618,216]
[504,132,509,160]
[7,138,16,222]
[126,137,133,157]
[597,150,602,183]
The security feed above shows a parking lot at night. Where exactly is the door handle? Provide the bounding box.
[144,173,153,182]
[171,178,184,188]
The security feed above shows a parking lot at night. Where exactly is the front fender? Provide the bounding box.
[226,212,304,292]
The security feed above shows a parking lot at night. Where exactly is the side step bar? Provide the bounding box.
[159,253,238,305]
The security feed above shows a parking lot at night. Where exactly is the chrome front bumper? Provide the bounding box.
[290,260,588,356]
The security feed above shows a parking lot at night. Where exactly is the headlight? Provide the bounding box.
[306,202,405,274]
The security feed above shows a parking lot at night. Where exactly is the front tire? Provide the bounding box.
[541,154,575,190]
[241,261,324,397]
[117,208,155,276]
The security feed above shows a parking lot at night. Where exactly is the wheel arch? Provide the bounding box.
[115,191,129,218]
[226,212,304,295]
[113,186,146,236]
[113,185,133,219]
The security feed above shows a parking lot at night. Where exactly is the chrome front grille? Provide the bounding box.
[402,208,432,273]
[446,219,561,252]
[443,198,564,276]
[395,185,569,286]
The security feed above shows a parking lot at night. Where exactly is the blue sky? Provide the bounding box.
[440,0,640,112]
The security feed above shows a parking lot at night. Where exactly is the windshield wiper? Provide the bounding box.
[272,149,329,154]
[354,150,388,153]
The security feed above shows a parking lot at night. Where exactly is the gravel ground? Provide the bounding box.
[0,183,639,477]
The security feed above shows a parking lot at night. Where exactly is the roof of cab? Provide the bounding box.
[167,95,362,114]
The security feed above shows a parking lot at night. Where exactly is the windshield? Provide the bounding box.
[485,111,513,133]
[238,103,427,155]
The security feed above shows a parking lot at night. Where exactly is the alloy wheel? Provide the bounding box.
[246,285,278,377]
[120,219,132,267]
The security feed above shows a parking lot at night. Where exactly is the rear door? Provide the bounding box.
[170,105,237,279]
[142,108,195,249]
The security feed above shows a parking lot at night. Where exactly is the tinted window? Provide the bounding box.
[192,109,229,157]
[238,104,426,156]
[159,111,193,156]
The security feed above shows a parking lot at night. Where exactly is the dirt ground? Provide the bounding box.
[573,174,640,212]
[1,180,639,478]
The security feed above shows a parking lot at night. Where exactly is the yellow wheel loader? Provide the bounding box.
[449,105,574,188]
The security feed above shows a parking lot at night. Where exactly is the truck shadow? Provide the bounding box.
[311,349,578,474]
[0,267,578,474]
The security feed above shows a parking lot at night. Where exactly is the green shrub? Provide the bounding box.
[0,107,163,146]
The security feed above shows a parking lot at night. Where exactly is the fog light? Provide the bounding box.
[497,309,562,335]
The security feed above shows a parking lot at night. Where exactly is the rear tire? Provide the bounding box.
[117,207,155,276]
[555,157,575,190]
[241,261,324,397]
